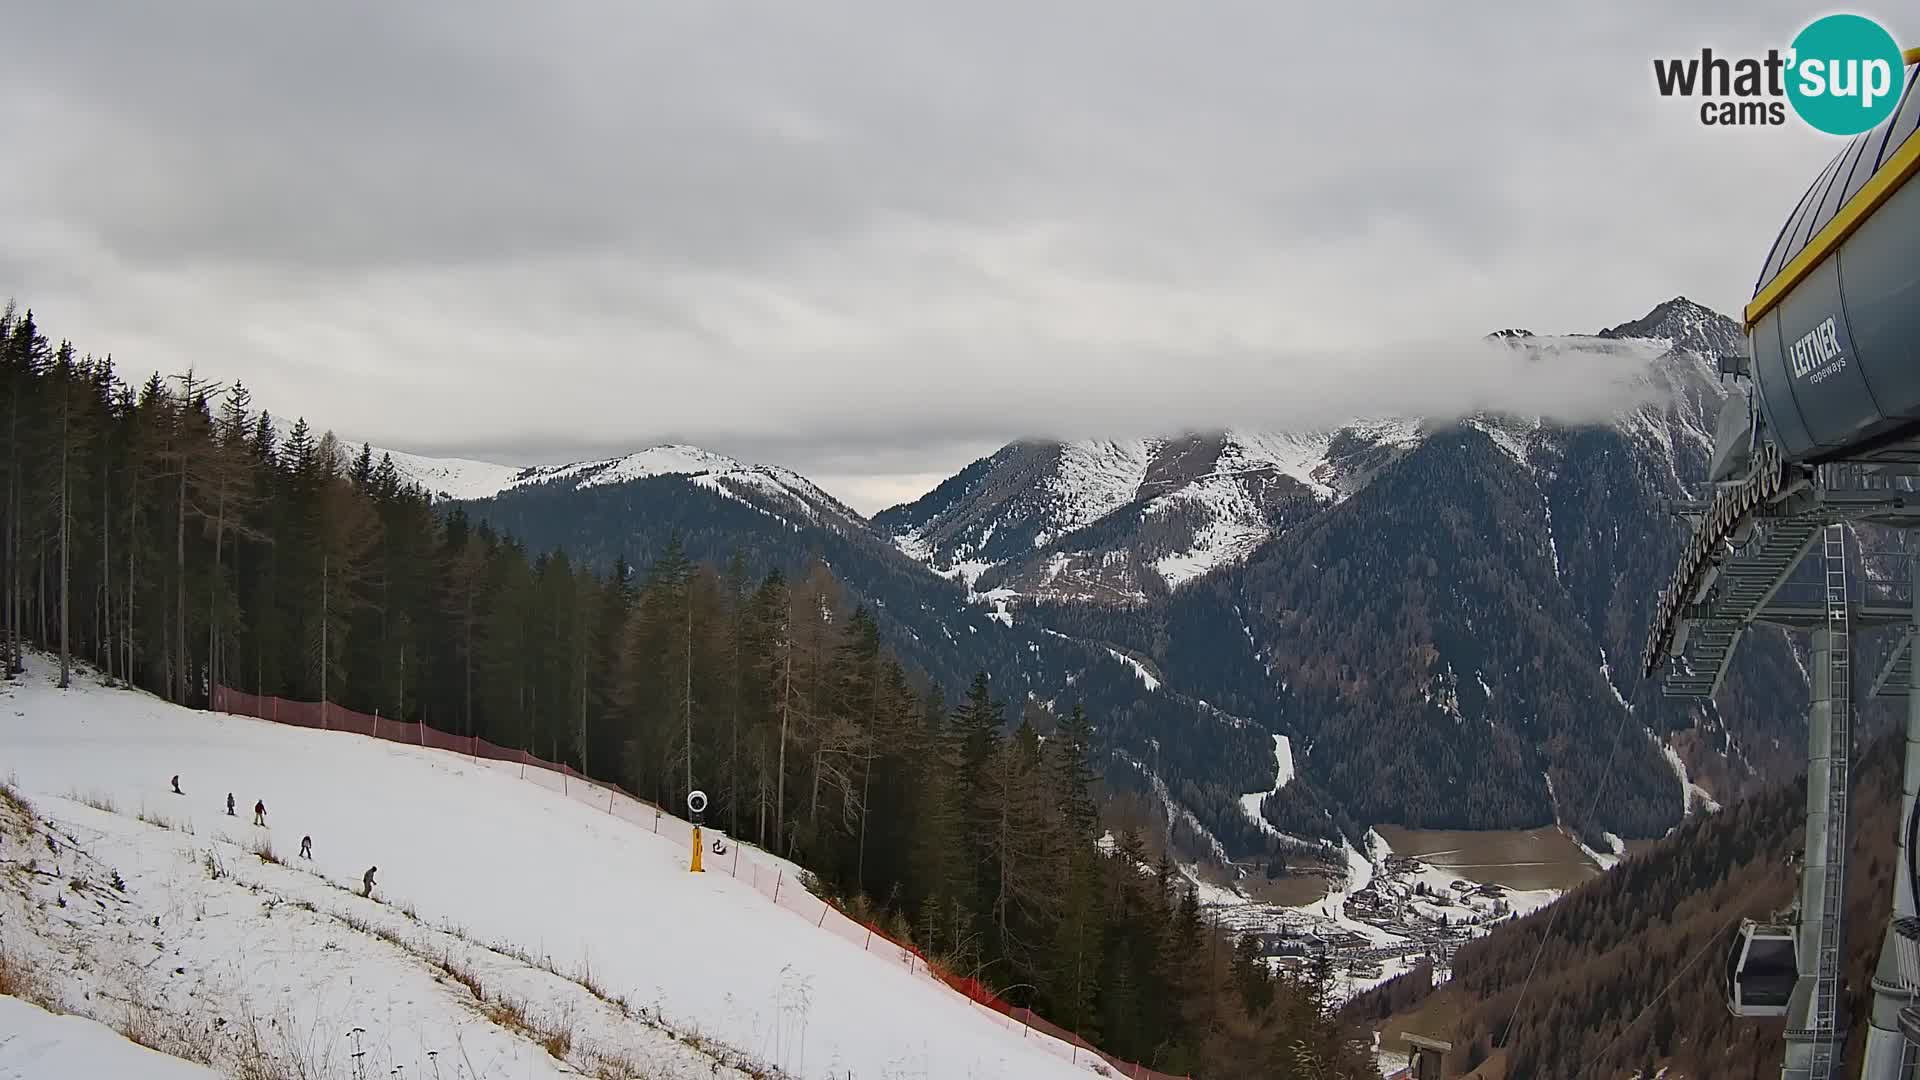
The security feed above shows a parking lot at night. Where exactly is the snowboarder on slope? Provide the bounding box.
[362,866,377,898]
[226,793,235,816]
[253,800,266,827]
[170,775,182,795]
[299,835,312,859]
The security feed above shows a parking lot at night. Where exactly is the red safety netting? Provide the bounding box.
[210,686,1190,1080]
[211,686,607,787]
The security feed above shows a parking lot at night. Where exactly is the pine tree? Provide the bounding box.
[909,683,966,951]
[48,342,97,688]
[442,512,488,736]
[200,381,264,697]
[1052,704,1100,843]
[722,551,750,838]
[3,310,52,678]
[585,553,633,777]
[162,371,220,704]
[313,447,381,721]
[789,561,855,863]
[980,718,1066,984]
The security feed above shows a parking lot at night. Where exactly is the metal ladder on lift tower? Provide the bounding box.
[1810,522,1853,1080]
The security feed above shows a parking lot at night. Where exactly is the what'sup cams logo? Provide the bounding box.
[1654,13,1906,134]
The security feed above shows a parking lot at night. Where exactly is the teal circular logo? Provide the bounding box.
[1786,14,1905,135]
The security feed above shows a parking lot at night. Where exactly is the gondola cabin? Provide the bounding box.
[1726,919,1797,1018]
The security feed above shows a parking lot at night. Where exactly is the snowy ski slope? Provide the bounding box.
[0,660,1104,1080]
[0,996,220,1080]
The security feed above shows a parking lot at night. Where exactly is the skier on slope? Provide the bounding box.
[362,866,377,898]
[226,793,235,816]
[299,835,312,859]
[253,800,266,827]
[170,775,182,795]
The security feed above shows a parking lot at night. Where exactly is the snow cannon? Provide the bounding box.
[687,789,708,873]
[1736,51,1920,467]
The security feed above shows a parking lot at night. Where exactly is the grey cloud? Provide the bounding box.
[0,0,1871,513]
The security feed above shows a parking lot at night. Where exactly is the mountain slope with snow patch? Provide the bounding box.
[877,425,1422,602]
[369,448,533,502]
[375,443,870,537]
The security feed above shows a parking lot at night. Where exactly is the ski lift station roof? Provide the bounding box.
[1747,52,1920,465]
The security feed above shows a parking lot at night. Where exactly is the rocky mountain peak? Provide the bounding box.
[1598,296,1743,359]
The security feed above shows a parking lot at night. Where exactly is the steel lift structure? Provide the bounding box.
[1642,50,1920,1080]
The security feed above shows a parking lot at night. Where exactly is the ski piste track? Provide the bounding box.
[183,678,1196,1080]
[0,996,222,1079]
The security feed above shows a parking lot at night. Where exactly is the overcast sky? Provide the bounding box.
[0,2,1892,512]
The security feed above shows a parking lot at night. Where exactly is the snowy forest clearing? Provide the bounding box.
[0,658,1108,1080]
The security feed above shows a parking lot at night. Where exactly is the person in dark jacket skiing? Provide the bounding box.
[252,800,266,827]
[361,866,377,898]
[226,793,235,816]
[170,775,182,795]
[299,835,312,859]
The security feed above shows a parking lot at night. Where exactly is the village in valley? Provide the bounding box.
[1204,835,1582,1000]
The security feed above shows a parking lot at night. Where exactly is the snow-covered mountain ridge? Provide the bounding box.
[871,423,1425,602]
[369,298,1730,610]
[376,443,868,537]
[873,297,1732,603]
